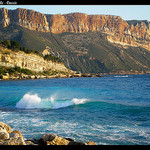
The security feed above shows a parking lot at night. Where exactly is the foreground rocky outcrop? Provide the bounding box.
[0,122,96,145]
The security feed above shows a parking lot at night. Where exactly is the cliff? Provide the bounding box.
[0,8,150,51]
[0,8,49,32]
[0,45,69,73]
[48,13,128,34]
[48,13,150,50]
[0,8,150,74]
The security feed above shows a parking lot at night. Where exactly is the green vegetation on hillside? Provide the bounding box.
[0,66,67,77]
[44,54,62,63]
[0,40,62,63]
[0,40,41,56]
[0,25,150,73]
[0,66,33,76]
[0,39,67,77]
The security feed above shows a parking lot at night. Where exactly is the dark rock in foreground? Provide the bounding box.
[0,122,96,145]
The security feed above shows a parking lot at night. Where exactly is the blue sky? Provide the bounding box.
[1,5,150,21]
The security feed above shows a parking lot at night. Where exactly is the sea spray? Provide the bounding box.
[15,93,42,109]
[72,98,88,105]
[15,93,89,109]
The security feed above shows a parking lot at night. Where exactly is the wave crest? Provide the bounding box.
[15,93,89,109]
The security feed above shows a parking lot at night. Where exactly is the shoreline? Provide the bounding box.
[0,72,150,81]
[0,72,102,80]
[0,121,96,145]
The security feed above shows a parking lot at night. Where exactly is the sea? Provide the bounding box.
[0,74,150,145]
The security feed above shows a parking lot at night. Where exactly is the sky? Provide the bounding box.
[1,5,150,21]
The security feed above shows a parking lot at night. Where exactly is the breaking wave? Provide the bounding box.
[15,93,89,109]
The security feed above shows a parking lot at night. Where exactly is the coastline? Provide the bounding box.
[0,72,102,80]
[0,71,150,81]
[0,75,149,145]
[0,121,96,145]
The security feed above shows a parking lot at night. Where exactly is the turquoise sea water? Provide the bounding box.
[0,74,150,145]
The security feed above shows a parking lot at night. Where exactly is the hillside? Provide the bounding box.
[0,8,150,74]
[0,43,74,80]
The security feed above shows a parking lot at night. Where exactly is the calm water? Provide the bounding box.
[0,74,150,145]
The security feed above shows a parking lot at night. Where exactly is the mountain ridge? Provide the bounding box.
[1,7,150,51]
[0,7,150,73]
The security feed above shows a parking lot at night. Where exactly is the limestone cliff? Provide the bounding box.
[48,13,150,50]
[0,8,49,32]
[0,8,150,50]
[48,13,128,34]
[0,46,69,73]
[0,8,10,28]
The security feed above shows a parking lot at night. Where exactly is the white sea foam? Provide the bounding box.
[72,98,88,105]
[114,75,129,78]
[15,93,89,109]
[15,93,41,109]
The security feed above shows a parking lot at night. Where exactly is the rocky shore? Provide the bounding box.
[0,122,96,145]
[0,72,102,80]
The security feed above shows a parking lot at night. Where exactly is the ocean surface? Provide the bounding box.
[0,74,150,145]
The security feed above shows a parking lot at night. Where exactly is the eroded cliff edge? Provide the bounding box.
[0,8,150,51]
[0,44,71,76]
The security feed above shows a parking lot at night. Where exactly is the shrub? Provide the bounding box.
[14,66,22,73]
[8,67,16,75]
[0,66,34,76]
[21,68,33,75]
[34,50,40,55]
[2,50,10,54]
[44,54,62,63]
[0,66,7,75]
[10,41,21,50]
[0,40,11,48]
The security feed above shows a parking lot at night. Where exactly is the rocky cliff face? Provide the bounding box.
[0,8,10,28]
[0,8,49,32]
[48,13,128,34]
[0,8,150,50]
[49,13,150,50]
[0,46,69,73]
